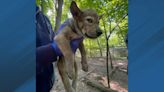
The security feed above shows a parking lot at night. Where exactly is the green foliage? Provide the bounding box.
[77,0,128,50]
[37,0,128,56]
[36,0,56,28]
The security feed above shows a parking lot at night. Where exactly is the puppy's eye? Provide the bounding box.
[87,19,93,23]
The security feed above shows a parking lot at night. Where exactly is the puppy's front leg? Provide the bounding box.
[55,35,75,79]
[57,57,75,92]
[79,41,88,72]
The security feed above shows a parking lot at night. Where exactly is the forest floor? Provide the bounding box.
[50,57,128,92]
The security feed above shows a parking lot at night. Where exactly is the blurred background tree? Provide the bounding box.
[36,0,128,63]
[36,0,128,88]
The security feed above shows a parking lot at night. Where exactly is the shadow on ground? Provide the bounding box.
[51,57,128,92]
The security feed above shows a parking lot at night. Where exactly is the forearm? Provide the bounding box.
[36,44,57,65]
[79,42,86,60]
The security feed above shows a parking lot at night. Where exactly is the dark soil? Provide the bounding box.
[51,57,128,92]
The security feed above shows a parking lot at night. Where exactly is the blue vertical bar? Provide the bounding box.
[129,0,164,92]
[0,0,35,92]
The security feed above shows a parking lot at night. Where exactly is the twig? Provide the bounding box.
[83,77,117,92]
[78,68,96,81]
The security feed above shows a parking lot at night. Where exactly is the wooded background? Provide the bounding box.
[36,0,128,63]
[36,0,128,90]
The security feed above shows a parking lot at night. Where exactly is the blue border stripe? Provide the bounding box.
[0,0,35,92]
[129,0,164,92]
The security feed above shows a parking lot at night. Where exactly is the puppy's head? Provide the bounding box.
[70,1,103,39]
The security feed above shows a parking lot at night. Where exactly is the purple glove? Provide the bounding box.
[51,37,84,56]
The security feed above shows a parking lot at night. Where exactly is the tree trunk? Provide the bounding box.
[106,38,110,88]
[54,0,63,32]
[89,40,92,57]
[102,18,111,88]
[96,38,103,57]
[108,45,113,69]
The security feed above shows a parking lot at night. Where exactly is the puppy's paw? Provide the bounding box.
[67,67,75,80]
[81,63,88,72]
[72,80,77,91]
[68,87,76,92]
[71,88,76,92]
[67,72,73,80]
[65,61,75,80]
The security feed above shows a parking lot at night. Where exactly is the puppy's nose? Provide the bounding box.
[97,31,102,36]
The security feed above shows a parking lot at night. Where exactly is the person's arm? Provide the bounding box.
[36,43,57,64]
[36,36,83,65]
[36,44,57,70]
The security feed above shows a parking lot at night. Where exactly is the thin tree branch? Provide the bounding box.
[107,13,128,39]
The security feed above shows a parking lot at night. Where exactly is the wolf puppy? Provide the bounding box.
[54,1,102,92]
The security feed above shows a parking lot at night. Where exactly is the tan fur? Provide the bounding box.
[54,1,102,92]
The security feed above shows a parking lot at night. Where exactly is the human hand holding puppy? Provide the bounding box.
[51,1,103,92]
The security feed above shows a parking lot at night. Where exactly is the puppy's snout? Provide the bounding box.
[97,29,102,36]
[97,31,102,36]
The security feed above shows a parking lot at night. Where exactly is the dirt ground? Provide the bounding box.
[50,57,128,92]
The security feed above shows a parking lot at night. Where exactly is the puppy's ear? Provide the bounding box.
[99,14,104,20]
[70,1,83,20]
